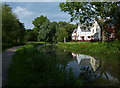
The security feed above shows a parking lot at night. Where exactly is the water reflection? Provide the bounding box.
[66,52,119,85]
[72,53,100,72]
[37,45,119,86]
[66,53,100,79]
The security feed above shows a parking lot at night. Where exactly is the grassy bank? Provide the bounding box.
[57,41,120,55]
[6,43,84,86]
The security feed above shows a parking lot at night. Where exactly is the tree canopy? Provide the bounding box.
[59,2,120,41]
[59,2,120,25]
[32,15,76,42]
[2,3,25,43]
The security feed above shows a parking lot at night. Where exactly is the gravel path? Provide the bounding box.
[2,46,21,85]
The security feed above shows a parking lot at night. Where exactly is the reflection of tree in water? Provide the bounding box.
[71,52,120,86]
[98,59,120,86]
[79,59,120,86]
[37,46,120,86]
[38,45,73,69]
[78,66,96,83]
[38,45,57,55]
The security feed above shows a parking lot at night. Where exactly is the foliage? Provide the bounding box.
[57,21,76,42]
[32,15,50,41]
[59,2,120,41]
[59,2,120,25]
[32,16,76,42]
[59,2,95,23]
[25,29,37,41]
[7,44,84,86]
[2,3,25,43]
[90,2,120,25]
[56,27,68,42]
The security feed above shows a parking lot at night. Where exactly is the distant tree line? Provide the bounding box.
[26,15,76,42]
[2,3,76,44]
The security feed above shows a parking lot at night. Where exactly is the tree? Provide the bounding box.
[57,21,76,41]
[46,21,58,42]
[16,21,26,43]
[90,2,120,41]
[59,2,120,41]
[59,2,95,24]
[64,23,76,41]
[25,29,37,41]
[32,15,50,41]
[55,27,68,42]
[2,3,25,43]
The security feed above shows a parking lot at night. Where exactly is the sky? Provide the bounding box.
[7,2,74,29]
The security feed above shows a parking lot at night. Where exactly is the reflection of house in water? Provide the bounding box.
[70,53,119,83]
[90,57,100,72]
[71,53,100,72]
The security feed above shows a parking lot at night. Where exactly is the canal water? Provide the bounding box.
[37,45,120,86]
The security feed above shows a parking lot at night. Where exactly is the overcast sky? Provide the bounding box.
[7,2,73,29]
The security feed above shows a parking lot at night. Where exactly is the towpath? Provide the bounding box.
[2,46,21,85]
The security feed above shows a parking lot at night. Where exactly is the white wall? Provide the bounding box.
[72,20,101,41]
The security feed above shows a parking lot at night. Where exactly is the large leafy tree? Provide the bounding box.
[32,15,50,41]
[90,2,120,40]
[59,2,120,41]
[2,3,25,43]
[59,2,120,24]
[57,21,76,41]
[59,2,95,24]
[55,27,68,42]
[46,21,58,42]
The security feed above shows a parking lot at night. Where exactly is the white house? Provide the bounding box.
[72,19,101,41]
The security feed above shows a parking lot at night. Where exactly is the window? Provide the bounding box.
[88,36,90,38]
[91,36,93,38]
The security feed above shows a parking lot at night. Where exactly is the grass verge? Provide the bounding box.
[57,40,120,55]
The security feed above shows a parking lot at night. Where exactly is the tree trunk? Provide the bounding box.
[64,37,66,43]
[102,30,107,42]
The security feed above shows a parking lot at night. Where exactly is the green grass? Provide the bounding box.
[6,43,84,86]
[57,40,120,55]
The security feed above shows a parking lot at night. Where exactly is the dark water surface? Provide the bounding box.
[38,45,120,86]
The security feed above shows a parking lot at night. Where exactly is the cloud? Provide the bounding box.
[13,6,33,18]
[42,13,69,18]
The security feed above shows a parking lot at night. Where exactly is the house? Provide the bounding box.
[72,19,101,41]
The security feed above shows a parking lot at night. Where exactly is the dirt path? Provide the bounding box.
[2,46,21,85]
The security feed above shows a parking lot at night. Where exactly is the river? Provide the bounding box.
[37,44,120,86]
